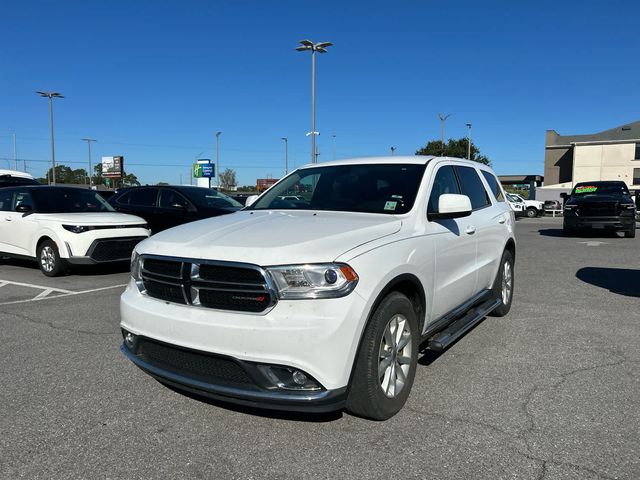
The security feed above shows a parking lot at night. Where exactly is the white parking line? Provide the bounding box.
[0,282,126,306]
[0,279,73,294]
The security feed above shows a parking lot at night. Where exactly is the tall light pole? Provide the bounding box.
[390,146,396,156]
[466,123,472,160]
[281,137,289,174]
[81,138,97,186]
[37,91,64,184]
[215,131,222,188]
[331,134,336,160]
[438,112,450,156]
[296,39,333,164]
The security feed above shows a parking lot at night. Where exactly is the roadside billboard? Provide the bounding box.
[101,156,124,178]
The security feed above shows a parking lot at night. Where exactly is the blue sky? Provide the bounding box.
[1,0,638,186]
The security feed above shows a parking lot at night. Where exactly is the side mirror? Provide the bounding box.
[15,204,32,213]
[245,195,259,207]
[429,194,472,220]
[171,203,186,210]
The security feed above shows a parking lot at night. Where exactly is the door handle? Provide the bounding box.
[498,216,506,224]
[465,225,476,235]
[5,217,12,221]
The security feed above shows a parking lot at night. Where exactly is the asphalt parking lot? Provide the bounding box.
[1,216,638,480]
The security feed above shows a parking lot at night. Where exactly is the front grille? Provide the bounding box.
[136,337,256,387]
[140,256,275,313]
[89,237,146,262]
[578,203,618,217]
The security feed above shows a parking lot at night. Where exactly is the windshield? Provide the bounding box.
[183,187,243,209]
[32,188,116,213]
[249,163,427,214]
[571,182,629,196]
[506,193,522,203]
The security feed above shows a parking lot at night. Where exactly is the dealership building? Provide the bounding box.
[543,120,640,189]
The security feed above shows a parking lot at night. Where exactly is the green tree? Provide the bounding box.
[416,138,490,165]
[45,164,89,184]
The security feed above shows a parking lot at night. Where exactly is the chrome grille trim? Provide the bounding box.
[139,254,277,314]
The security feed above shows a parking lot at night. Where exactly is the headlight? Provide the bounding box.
[266,263,358,299]
[130,251,144,291]
[62,224,94,233]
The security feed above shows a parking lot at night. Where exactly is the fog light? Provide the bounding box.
[122,329,137,351]
[292,370,307,385]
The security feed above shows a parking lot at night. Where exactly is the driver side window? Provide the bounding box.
[428,166,460,214]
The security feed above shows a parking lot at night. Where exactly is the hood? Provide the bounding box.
[137,210,402,265]
[36,212,147,224]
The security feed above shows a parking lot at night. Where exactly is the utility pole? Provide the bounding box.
[296,40,333,164]
[331,134,336,160]
[438,112,450,156]
[12,133,17,170]
[390,146,396,156]
[466,123,472,160]
[215,131,222,188]
[81,138,96,186]
[36,91,64,184]
[281,137,288,174]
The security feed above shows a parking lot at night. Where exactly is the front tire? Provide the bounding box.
[37,240,67,277]
[526,207,537,218]
[346,292,419,420]
[624,225,636,238]
[490,249,514,317]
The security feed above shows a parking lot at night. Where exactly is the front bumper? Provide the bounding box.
[120,338,347,413]
[564,215,635,230]
[120,279,368,404]
[66,236,147,264]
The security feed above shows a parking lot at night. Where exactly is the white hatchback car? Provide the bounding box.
[0,186,150,276]
[120,156,515,419]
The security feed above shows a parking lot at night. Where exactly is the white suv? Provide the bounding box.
[0,186,150,276]
[120,156,515,420]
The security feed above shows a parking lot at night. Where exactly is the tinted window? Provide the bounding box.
[428,166,460,213]
[31,188,115,213]
[159,189,191,209]
[481,170,505,202]
[250,164,426,214]
[0,189,13,211]
[129,188,158,207]
[571,182,629,196]
[182,188,242,209]
[455,166,491,210]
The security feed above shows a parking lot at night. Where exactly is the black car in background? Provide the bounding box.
[563,181,636,237]
[108,185,242,233]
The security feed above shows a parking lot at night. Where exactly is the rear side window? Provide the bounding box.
[480,170,505,202]
[159,189,190,209]
[0,189,14,211]
[454,166,491,210]
[428,165,460,213]
[129,188,158,207]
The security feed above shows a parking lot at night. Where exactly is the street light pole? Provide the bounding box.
[296,40,333,164]
[466,123,472,160]
[37,91,64,184]
[81,138,97,186]
[215,131,222,188]
[331,134,336,160]
[281,137,288,174]
[438,112,450,156]
[390,146,396,156]
[12,133,17,170]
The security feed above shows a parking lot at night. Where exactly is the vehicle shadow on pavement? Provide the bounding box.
[576,267,640,297]
[538,228,621,238]
[161,382,344,422]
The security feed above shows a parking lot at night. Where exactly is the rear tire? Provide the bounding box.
[489,249,514,317]
[624,224,636,238]
[37,240,67,277]
[346,292,419,420]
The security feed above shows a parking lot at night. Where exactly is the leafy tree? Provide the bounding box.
[45,164,89,184]
[416,138,490,165]
[219,168,237,190]
[237,185,257,192]
[121,172,140,187]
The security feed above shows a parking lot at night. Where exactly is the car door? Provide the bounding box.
[126,188,160,232]
[157,188,195,231]
[427,164,478,321]
[0,188,17,253]
[2,189,39,256]
[454,166,506,293]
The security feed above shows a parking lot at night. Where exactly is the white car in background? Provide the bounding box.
[508,193,545,218]
[506,193,525,217]
[0,185,150,276]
